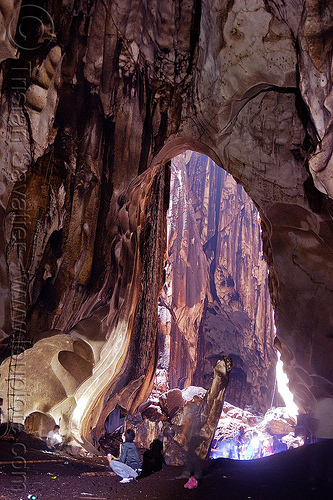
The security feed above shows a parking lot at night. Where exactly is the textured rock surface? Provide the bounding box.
[0,161,169,449]
[158,152,276,412]
[127,356,231,465]
[0,0,333,450]
[210,401,300,460]
[157,153,210,392]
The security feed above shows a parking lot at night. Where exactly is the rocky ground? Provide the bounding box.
[127,390,302,465]
[0,433,331,500]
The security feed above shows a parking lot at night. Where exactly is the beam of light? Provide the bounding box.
[276,350,299,419]
[72,396,88,432]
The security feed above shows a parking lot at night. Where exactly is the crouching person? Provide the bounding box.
[107,428,142,483]
[46,424,62,449]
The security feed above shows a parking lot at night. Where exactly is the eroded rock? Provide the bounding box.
[157,152,276,412]
[0,0,333,453]
[127,357,231,464]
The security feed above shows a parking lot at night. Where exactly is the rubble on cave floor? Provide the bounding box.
[210,401,302,460]
[110,385,303,466]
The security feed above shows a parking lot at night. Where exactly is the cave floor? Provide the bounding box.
[0,434,330,500]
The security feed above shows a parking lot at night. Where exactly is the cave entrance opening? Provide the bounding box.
[154,150,300,460]
[105,407,125,435]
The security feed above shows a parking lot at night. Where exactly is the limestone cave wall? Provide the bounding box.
[157,151,276,412]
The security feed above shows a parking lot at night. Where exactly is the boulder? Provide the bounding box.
[159,389,185,418]
[141,405,167,422]
[181,386,207,404]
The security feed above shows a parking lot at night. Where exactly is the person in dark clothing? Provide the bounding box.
[236,426,246,459]
[176,401,204,483]
[107,428,142,483]
[272,435,287,454]
[139,439,165,478]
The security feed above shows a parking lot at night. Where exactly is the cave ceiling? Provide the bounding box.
[1,0,333,448]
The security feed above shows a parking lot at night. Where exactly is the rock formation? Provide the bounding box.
[157,151,276,412]
[0,0,333,451]
[123,356,232,465]
[210,402,301,460]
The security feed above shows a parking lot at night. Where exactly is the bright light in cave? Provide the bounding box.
[276,350,299,419]
[209,343,300,462]
[72,396,88,430]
